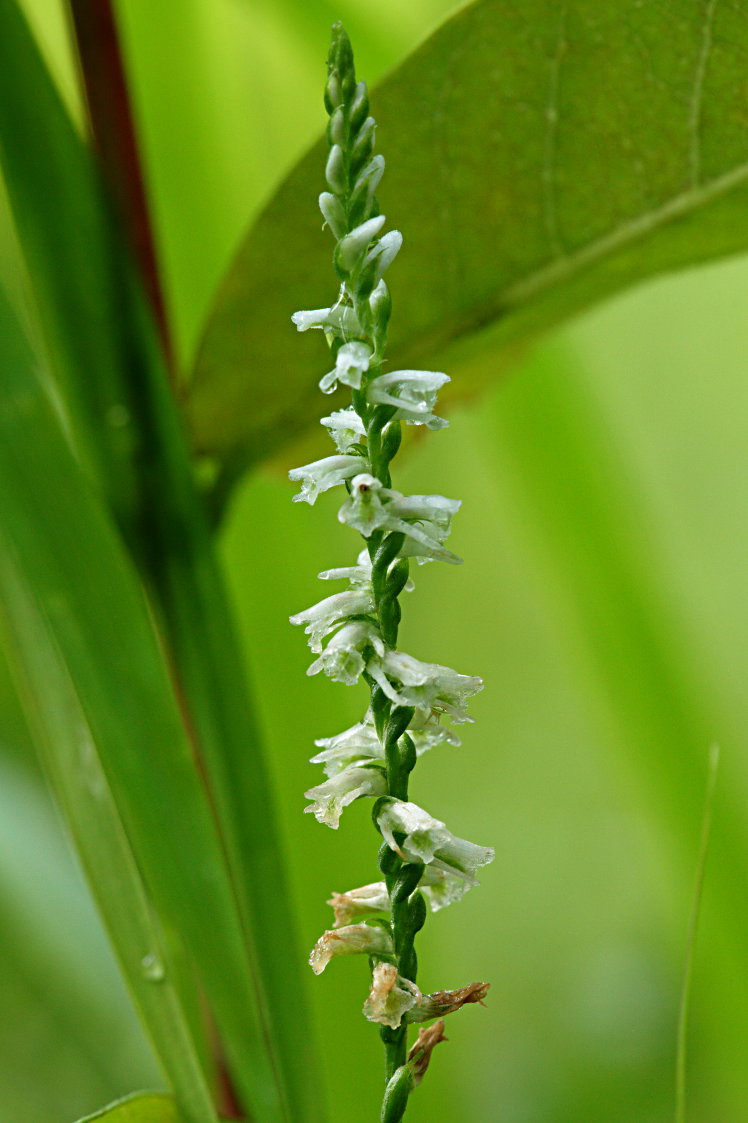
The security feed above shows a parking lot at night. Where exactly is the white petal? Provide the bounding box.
[327,881,390,927]
[292,305,361,334]
[289,454,367,505]
[309,923,393,974]
[304,764,386,828]
[377,800,494,881]
[320,407,366,452]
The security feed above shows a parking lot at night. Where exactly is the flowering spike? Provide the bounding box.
[291,25,491,1120]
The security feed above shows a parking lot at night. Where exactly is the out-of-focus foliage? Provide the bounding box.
[191,0,748,489]
[74,1094,179,1123]
[3,1,748,1122]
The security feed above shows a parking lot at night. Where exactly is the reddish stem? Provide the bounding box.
[68,0,175,373]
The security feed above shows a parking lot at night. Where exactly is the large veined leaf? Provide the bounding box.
[190,0,748,492]
[75,1093,179,1123]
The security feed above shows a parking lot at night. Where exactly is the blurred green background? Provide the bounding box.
[3,0,748,1120]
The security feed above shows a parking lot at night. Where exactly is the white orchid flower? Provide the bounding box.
[309,922,393,975]
[289,588,374,653]
[319,340,373,394]
[376,800,494,883]
[367,650,482,723]
[327,881,391,927]
[304,762,386,828]
[310,720,383,775]
[368,369,449,429]
[292,304,361,335]
[306,620,383,685]
[320,406,367,452]
[289,454,368,505]
[327,867,470,927]
[338,475,462,563]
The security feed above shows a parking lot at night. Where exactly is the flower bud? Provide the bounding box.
[369,280,392,349]
[319,192,348,239]
[324,73,341,114]
[380,1064,414,1123]
[349,80,370,132]
[350,116,376,176]
[325,143,346,194]
[335,214,387,276]
[327,106,347,148]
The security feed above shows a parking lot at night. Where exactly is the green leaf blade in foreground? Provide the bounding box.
[190,0,748,487]
[0,292,286,1122]
[75,1092,180,1123]
[0,7,323,1118]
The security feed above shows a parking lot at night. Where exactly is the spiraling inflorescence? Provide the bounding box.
[289,24,493,1122]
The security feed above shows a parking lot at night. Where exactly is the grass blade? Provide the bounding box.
[75,1092,179,1123]
[0,6,324,1115]
[676,744,720,1123]
[0,288,287,1121]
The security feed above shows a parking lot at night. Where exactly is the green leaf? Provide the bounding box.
[0,8,324,1118]
[0,0,142,523]
[190,0,748,493]
[0,289,289,1121]
[75,1092,180,1123]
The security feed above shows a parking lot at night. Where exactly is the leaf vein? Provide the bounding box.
[689,0,719,186]
[504,156,748,309]
[542,3,569,259]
